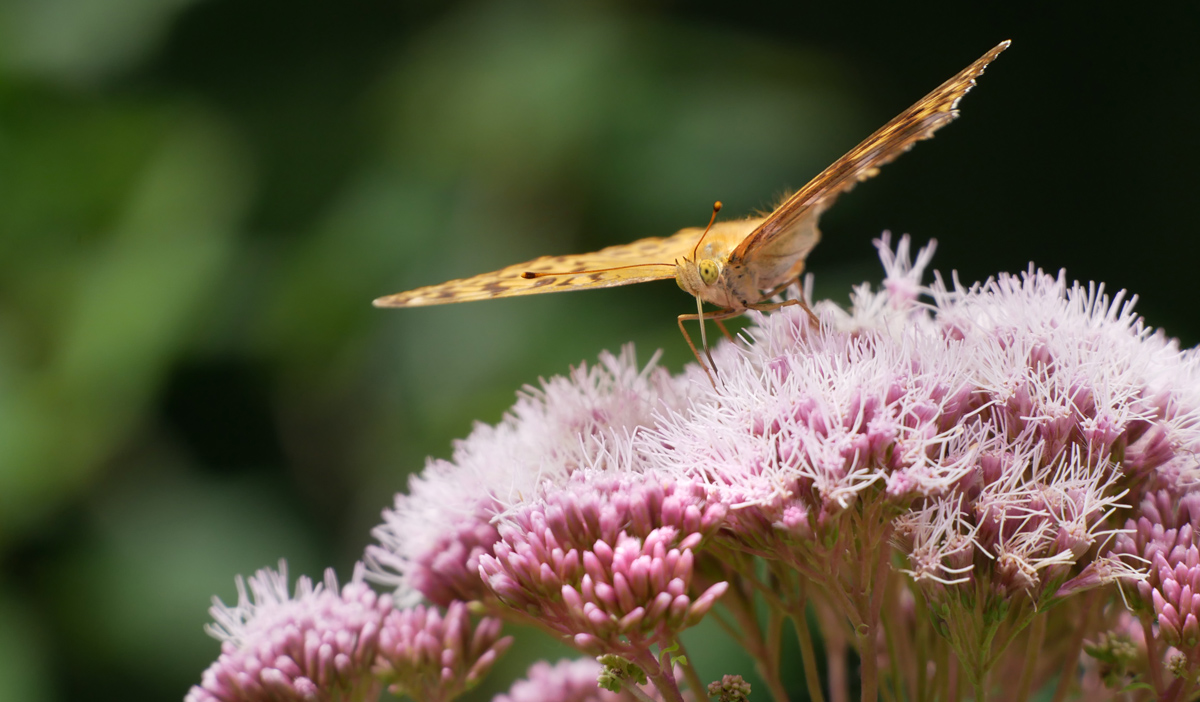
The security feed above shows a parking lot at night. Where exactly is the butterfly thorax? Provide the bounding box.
[675,214,820,312]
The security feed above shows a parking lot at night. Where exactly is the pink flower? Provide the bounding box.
[478,473,727,657]
[375,601,512,702]
[359,233,1200,698]
[367,348,688,606]
[1113,491,1200,651]
[493,658,647,702]
[187,562,390,702]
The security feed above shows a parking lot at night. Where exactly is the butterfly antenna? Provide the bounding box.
[690,201,722,260]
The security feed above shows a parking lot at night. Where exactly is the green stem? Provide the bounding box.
[878,680,896,702]
[628,649,685,702]
[914,611,930,702]
[787,601,827,702]
[852,511,894,702]
[620,679,661,702]
[931,635,948,702]
[1048,592,1097,702]
[1162,678,1187,702]
[1137,609,1165,696]
[981,599,1037,674]
[767,607,784,676]
[856,621,879,702]
[672,640,708,701]
[1012,613,1046,702]
[883,582,917,702]
[816,602,850,702]
[949,655,961,702]
[724,576,791,702]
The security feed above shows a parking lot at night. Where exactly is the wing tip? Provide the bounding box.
[980,40,1012,67]
[373,294,407,308]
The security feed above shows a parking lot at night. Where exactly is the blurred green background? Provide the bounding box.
[1,1,1198,700]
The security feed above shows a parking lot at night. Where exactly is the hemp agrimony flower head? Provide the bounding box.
[1108,490,1200,690]
[366,350,689,607]
[189,563,510,702]
[494,658,667,702]
[187,562,391,702]
[478,472,728,658]
[374,601,512,702]
[193,234,1200,702]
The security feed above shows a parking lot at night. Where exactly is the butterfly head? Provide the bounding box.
[676,201,732,301]
[675,254,742,310]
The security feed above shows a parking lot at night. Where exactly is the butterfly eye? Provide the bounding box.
[698,259,720,285]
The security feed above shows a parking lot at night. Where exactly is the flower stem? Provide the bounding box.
[1048,591,1097,702]
[672,639,708,700]
[816,598,850,702]
[788,603,827,702]
[914,613,930,702]
[851,513,894,702]
[723,575,790,702]
[620,679,662,702]
[931,635,948,702]
[856,621,878,702]
[634,650,686,702]
[1012,613,1046,702]
[767,607,784,675]
[882,584,914,702]
[1162,678,1187,702]
[948,655,961,702]
[1137,609,1165,696]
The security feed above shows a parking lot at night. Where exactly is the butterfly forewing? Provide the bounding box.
[374,220,759,307]
[732,40,1010,263]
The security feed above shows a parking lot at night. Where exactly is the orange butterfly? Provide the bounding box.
[375,41,1009,378]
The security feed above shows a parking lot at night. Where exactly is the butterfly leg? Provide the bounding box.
[757,280,819,328]
[677,314,717,386]
[760,280,794,300]
[713,318,736,342]
[753,292,819,328]
[677,308,746,386]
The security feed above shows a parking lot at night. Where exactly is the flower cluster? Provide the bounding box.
[375,601,511,702]
[187,563,391,702]
[188,564,508,702]
[493,658,658,702]
[1108,490,1200,690]
[192,235,1200,702]
[480,474,727,656]
[366,349,688,607]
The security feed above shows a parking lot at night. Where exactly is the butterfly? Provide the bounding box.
[375,40,1010,380]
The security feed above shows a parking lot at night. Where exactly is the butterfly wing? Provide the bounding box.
[375,221,758,307]
[731,40,1010,264]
